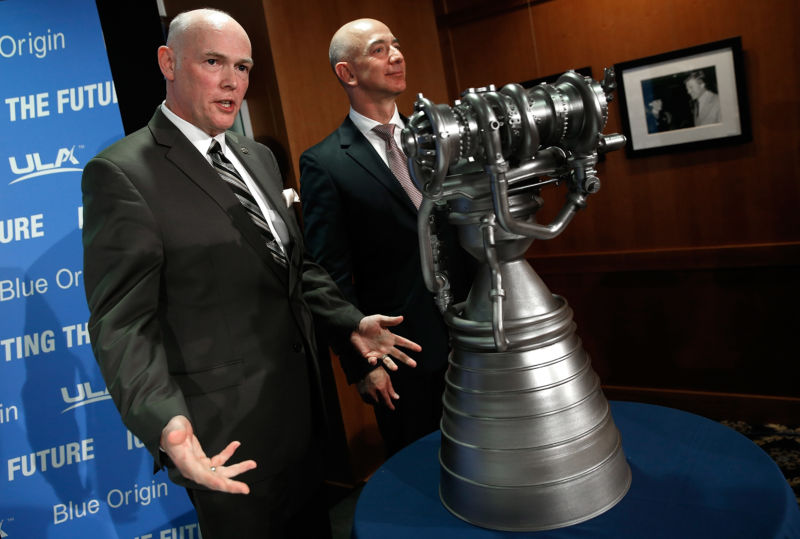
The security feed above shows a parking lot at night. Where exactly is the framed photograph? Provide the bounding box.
[614,37,751,157]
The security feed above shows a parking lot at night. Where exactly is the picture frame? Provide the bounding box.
[614,37,751,157]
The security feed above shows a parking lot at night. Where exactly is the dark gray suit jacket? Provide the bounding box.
[82,108,363,488]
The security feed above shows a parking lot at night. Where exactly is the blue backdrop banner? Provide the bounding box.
[0,1,198,537]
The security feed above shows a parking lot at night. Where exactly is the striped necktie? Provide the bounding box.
[372,123,422,209]
[208,140,287,268]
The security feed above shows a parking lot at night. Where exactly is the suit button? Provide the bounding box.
[292,342,303,353]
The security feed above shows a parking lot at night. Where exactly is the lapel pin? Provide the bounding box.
[240,147,249,154]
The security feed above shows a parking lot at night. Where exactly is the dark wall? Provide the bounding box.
[95,0,166,134]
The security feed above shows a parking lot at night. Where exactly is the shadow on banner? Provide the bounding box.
[0,0,197,536]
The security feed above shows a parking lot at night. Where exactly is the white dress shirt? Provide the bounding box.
[349,105,405,167]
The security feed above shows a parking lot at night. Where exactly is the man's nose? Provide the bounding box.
[389,46,403,63]
[221,66,239,88]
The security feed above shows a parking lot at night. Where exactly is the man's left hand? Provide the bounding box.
[357,367,400,410]
[350,315,419,370]
[160,415,257,494]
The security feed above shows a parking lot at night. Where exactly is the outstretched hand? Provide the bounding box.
[357,367,400,410]
[160,415,257,494]
[350,314,420,370]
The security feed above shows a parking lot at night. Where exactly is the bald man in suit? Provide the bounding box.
[300,19,474,457]
[81,9,418,538]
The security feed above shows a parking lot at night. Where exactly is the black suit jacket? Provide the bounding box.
[299,116,472,384]
[81,108,363,487]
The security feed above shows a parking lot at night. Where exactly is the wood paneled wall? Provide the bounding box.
[435,0,800,421]
[436,0,800,255]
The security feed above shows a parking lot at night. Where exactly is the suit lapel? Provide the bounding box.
[148,110,289,286]
[339,117,418,217]
[149,110,231,213]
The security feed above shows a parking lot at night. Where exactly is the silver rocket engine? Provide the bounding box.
[402,68,631,531]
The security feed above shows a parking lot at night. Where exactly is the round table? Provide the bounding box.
[353,401,800,538]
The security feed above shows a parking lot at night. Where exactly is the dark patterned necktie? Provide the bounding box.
[208,140,287,268]
[372,123,422,209]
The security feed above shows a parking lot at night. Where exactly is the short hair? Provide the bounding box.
[329,25,357,72]
[329,41,345,71]
[684,70,707,86]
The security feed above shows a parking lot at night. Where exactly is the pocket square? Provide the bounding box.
[282,188,300,208]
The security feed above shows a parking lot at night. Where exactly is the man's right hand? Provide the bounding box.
[357,367,399,410]
[160,415,257,494]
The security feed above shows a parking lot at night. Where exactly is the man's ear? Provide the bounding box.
[335,62,357,87]
[157,46,176,81]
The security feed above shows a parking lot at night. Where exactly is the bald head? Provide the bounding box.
[327,18,405,120]
[329,18,387,71]
[167,8,250,62]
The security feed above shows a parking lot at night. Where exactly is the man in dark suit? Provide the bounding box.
[81,9,419,539]
[300,19,473,457]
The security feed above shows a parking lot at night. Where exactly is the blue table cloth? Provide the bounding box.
[353,401,800,538]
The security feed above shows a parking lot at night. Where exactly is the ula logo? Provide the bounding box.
[61,381,112,413]
[8,146,81,184]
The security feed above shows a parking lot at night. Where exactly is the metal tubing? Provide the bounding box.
[403,69,630,531]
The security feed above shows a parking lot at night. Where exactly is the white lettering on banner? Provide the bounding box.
[52,482,170,525]
[0,403,20,425]
[158,524,200,539]
[78,206,83,229]
[127,430,145,450]
[10,147,77,173]
[55,268,82,290]
[61,323,90,348]
[107,481,169,509]
[132,523,202,539]
[0,331,56,362]
[8,147,81,184]
[56,82,117,113]
[0,277,48,302]
[4,81,116,122]
[0,324,89,362]
[7,438,94,481]
[52,499,100,525]
[1,269,84,302]
[3,93,49,120]
[61,381,110,413]
[0,29,66,60]
[0,214,45,243]
[0,518,9,538]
